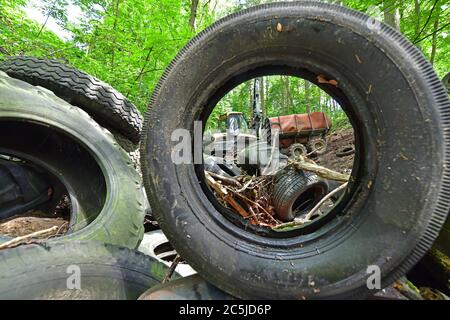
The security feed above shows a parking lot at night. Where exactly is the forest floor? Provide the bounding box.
[0,199,69,239]
[316,127,354,173]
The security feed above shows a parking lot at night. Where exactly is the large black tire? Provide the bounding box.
[141,2,450,299]
[0,241,171,300]
[0,56,142,144]
[0,71,145,248]
[273,170,329,222]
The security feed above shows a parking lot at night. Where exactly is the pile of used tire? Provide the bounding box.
[1,1,449,300]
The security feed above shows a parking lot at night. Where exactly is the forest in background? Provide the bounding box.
[1,0,448,129]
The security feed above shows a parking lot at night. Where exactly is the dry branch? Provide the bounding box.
[162,254,181,283]
[207,171,242,188]
[291,157,350,182]
[0,226,59,250]
[227,187,279,225]
[205,172,249,218]
[302,182,348,221]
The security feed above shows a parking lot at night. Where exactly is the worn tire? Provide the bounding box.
[336,145,355,157]
[0,71,145,248]
[273,170,329,222]
[0,56,142,144]
[307,138,327,155]
[288,143,308,158]
[141,2,450,299]
[0,241,171,300]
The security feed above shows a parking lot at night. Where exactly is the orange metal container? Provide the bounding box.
[269,112,332,148]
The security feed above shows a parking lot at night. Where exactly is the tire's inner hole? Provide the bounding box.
[201,74,355,237]
[292,185,326,216]
[0,120,106,239]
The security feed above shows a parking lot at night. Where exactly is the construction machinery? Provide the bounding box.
[208,78,332,158]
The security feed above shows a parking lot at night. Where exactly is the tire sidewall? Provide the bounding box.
[0,74,145,248]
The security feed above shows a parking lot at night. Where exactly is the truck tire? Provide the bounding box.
[308,138,327,155]
[273,170,329,222]
[289,143,308,158]
[336,145,355,157]
[0,241,171,300]
[0,71,145,248]
[0,56,142,145]
[141,2,450,299]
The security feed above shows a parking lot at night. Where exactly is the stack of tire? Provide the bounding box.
[0,57,169,299]
[1,1,450,301]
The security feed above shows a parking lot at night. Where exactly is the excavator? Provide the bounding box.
[205,78,332,159]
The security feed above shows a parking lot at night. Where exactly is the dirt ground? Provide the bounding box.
[0,211,68,238]
[0,196,70,239]
[316,128,355,173]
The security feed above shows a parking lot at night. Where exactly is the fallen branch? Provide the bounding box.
[302,182,348,221]
[226,186,279,225]
[206,171,242,188]
[291,157,350,182]
[162,254,181,283]
[248,206,259,223]
[205,172,249,218]
[0,226,59,250]
[207,171,242,188]
[394,277,423,300]
[235,177,254,193]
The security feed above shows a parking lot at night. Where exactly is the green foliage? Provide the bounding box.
[1,0,212,112]
[206,76,351,131]
[0,0,448,120]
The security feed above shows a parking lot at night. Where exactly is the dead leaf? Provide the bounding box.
[317,74,338,87]
[276,23,282,32]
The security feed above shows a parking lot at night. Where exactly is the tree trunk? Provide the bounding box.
[285,76,290,114]
[259,77,265,117]
[111,0,120,71]
[285,77,294,114]
[414,0,421,37]
[383,0,400,31]
[189,0,199,31]
[304,80,311,114]
[264,76,268,117]
[430,9,440,65]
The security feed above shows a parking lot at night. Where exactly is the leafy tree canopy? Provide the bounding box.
[1,0,448,124]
